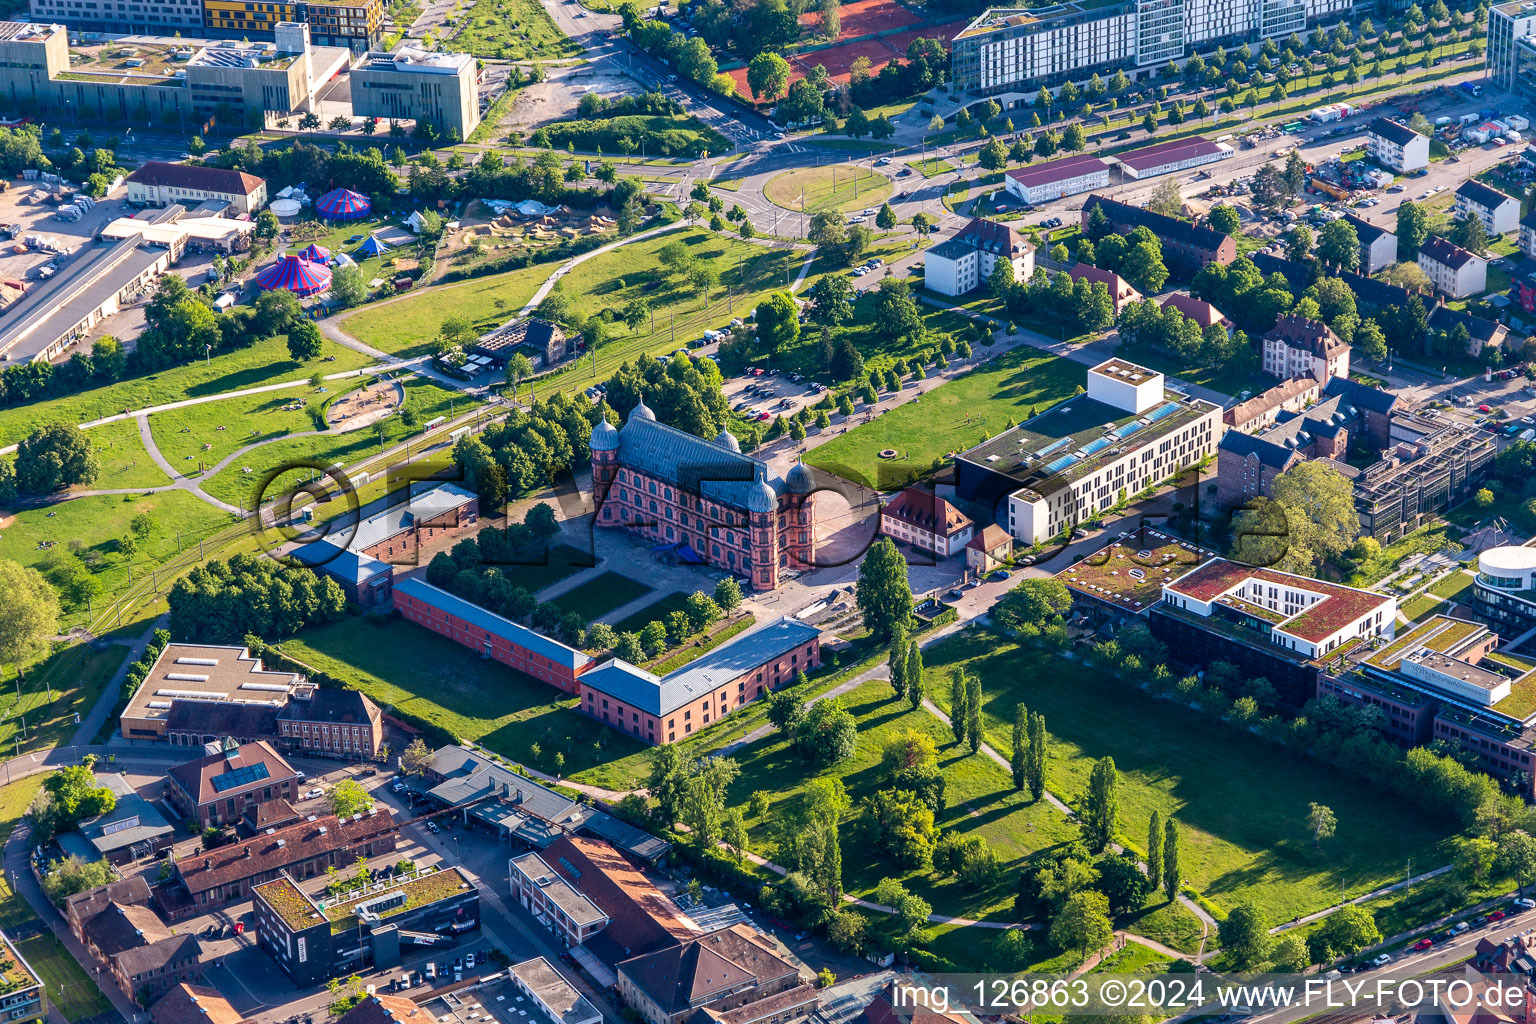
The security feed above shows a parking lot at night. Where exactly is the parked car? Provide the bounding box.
[1515,898,1536,910]
[1413,938,1434,951]
[1451,921,1470,934]
[1369,954,1392,967]
[1489,910,1507,921]
[426,820,441,833]
[1475,915,1491,926]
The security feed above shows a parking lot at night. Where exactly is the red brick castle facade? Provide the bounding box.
[590,400,815,591]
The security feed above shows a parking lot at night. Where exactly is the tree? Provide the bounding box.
[1219,903,1273,966]
[906,641,924,711]
[400,738,434,776]
[873,278,921,339]
[864,789,935,867]
[856,538,911,641]
[949,671,968,744]
[1081,756,1119,852]
[1310,904,1380,962]
[887,625,908,699]
[1499,831,1536,896]
[755,292,800,356]
[1050,890,1114,959]
[875,203,897,230]
[0,561,60,675]
[1316,218,1361,271]
[1451,213,1489,254]
[15,423,98,493]
[978,136,1008,171]
[1027,711,1046,801]
[1011,704,1028,790]
[993,578,1072,635]
[797,697,858,765]
[1230,461,1360,575]
[1305,802,1337,847]
[1146,178,1183,218]
[747,51,792,101]
[1397,200,1430,260]
[328,779,373,818]
[40,854,116,904]
[722,807,750,861]
[1208,204,1241,236]
[1096,852,1153,914]
[714,576,743,613]
[40,758,115,829]
[1286,224,1315,263]
[1145,808,1164,893]
[1162,819,1180,902]
[807,274,854,328]
[505,353,535,399]
[964,672,983,753]
[896,893,931,937]
[287,319,324,361]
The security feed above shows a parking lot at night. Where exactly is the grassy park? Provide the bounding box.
[449,0,582,59]
[0,643,130,757]
[147,377,369,473]
[0,336,373,448]
[924,629,1457,923]
[763,166,892,215]
[281,614,646,774]
[806,344,1082,490]
[198,378,471,506]
[0,491,232,607]
[612,591,691,635]
[724,675,1078,923]
[340,262,552,358]
[80,419,172,490]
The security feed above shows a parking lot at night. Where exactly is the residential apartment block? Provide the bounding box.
[1260,313,1350,383]
[949,0,1351,96]
[1069,263,1141,312]
[923,217,1034,297]
[955,359,1222,544]
[1455,179,1520,236]
[1418,235,1487,298]
[1342,213,1397,274]
[1366,117,1429,173]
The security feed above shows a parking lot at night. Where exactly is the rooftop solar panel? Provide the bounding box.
[1113,421,1146,439]
[1145,402,1183,423]
[210,762,271,793]
[1035,438,1071,458]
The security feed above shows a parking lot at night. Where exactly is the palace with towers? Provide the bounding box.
[589,400,815,591]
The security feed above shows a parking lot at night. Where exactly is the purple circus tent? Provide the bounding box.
[255,255,331,296]
[298,243,330,263]
[315,188,372,221]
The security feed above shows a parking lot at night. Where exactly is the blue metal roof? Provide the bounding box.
[395,578,591,671]
[288,538,392,585]
[582,617,821,716]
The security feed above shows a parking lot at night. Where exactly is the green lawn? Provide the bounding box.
[548,571,652,622]
[0,643,129,757]
[0,779,113,1022]
[1401,593,1449,621]
[806,344,1082,491]
[148,377,366,475]
[0,491,233,618]
[280,614,647,775]
[725,677,1079,923]
[612,591,691,635]
[282,217,414,284]
[340,262,552,358]
[756,292,969,383]
[923,630,1458,923]
[0,336,374,447]
[503,543,598,595]
[198,378,473,506]
[17,932,113,1022]
[448,0,581,59]
[763,166,892,214]
[1430,571,1474,602]
[80,419,172,490]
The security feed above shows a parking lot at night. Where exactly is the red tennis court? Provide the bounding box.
[796,0,921,41]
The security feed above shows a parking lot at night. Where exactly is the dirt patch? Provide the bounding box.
[0,513,13,529]
[328,379,403,431]
[504,64,645,133]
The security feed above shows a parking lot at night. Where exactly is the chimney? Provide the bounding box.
[203,858,210,869]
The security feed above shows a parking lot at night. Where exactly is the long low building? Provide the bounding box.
[1003,154,1111,204]
[395,578,823,745]
[1110,137,1234,179]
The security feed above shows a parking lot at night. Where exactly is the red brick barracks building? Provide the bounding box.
[590,399,815,592]
[394,576,820,746]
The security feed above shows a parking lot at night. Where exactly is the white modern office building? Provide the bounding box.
[950,0,1352,95]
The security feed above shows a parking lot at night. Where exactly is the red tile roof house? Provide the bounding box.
[1159,292,1232,332]
[616,924,816,1024]
[79,901,202,1005]
[879,488,974,557]
[965,524,1013,574]
[166,739,302,829]
[1069,263,1142,314]
[1161,558,1397,660]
